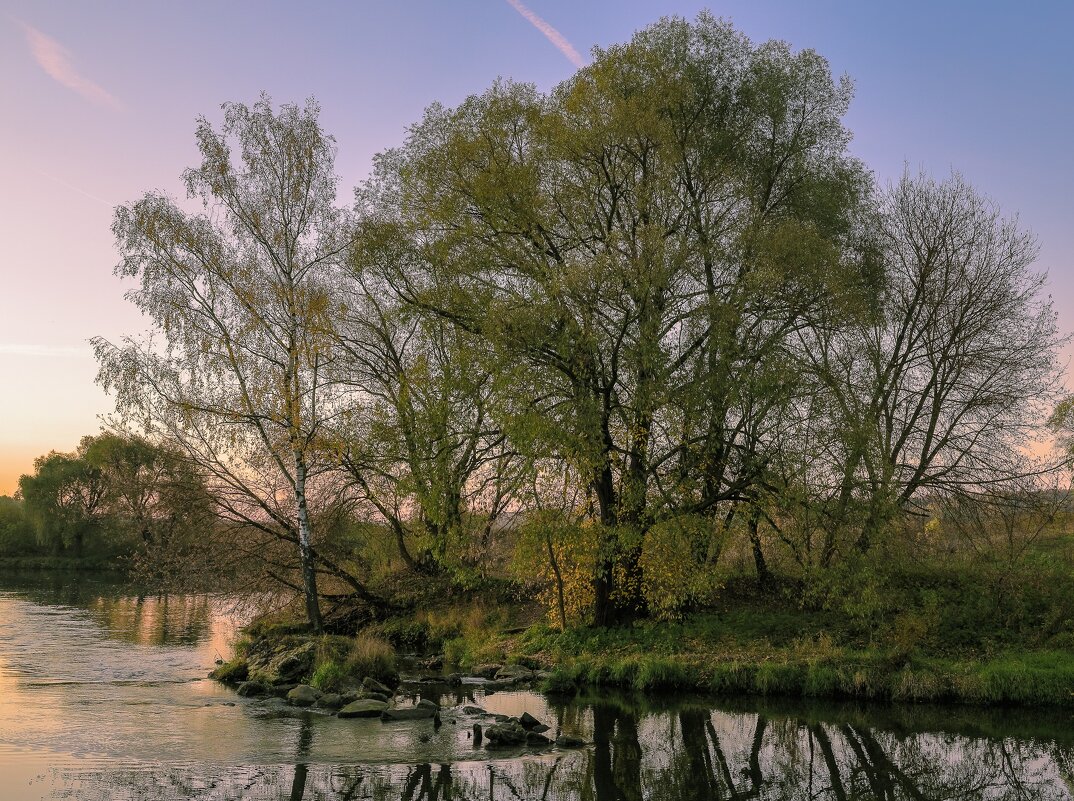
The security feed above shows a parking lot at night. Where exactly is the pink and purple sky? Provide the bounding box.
[1,0,1072,495]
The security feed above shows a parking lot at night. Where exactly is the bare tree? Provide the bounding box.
[806,171,1066,557]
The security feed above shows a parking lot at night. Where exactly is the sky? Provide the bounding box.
[1,0,1073,495]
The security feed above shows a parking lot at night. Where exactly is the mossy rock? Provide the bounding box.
[209,659,248,685]
[338,699,389,719]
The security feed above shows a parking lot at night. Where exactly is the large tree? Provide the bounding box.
[362,14,870,623]
[95,97,368,630]
[804,172,1065,557]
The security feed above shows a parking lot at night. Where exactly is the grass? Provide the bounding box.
[309,634,397,692]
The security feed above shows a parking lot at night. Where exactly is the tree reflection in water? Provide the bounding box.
[72,697,1074,801]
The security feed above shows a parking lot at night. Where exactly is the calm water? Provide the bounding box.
[1,572,1073,800]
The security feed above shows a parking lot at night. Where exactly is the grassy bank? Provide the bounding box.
[348,551,1074,708]
[514,624,1074,707]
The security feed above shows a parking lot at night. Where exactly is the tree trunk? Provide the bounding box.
[748,508,769,586]
[546,532,567,630]
[294,455,323,633]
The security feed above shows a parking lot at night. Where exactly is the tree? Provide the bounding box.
[79,432,213,549]
[805,172,1065,557]
[94,97,370,631]
[19,451,105,556]
[0,496,37,556]
[363,13,869,623]
[331,262,517,574]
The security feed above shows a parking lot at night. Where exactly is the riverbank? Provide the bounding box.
[213,566,1074,710]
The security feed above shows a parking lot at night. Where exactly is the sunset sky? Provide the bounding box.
[1,0,1073,495]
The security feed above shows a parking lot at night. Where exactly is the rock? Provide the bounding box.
[381,706,436,721]
[461,705,487,715]
[473,723,483,746]
[315,693,344,710]
[420,655,444,670]
[556,735,585,748]
[519,712,542,730]
[531,723,550,734]
[526,731,552,745]
[236,680,271,697]
[416,698,439,710]
[287,684,321,707]
[485,721,527,746]
[445,673,462,686]
[361,676,393,696]
[358,691,389,703]
[495,664,535,682]
[272,683,299,698]
[338,699,389,719]
[473,664,503,680]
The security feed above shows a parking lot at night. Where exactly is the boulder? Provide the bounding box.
[236,680,271,697]
[358,691,390,703]
[494,664,535,682]
[244,641,316,686]
[338,699,389,719]
[287,684,321,707]
[416,698,439,710]
[381,706,436,721]
[472,664,503,680]
[315,693,344,710]
[519,712,542,730]
[485,721,527,746]
[556,735,585,748]
[526,731,552,746]
[361,676,393,696]
[461,705,487,716]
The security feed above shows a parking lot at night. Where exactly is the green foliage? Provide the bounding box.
[309,634,397,692]
[0,496,36,556]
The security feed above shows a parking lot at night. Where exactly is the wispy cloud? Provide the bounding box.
[19,21,123,110]
[0,344,93,358]
[505,0,586,69]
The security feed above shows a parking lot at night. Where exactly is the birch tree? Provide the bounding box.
[94,97,365,630]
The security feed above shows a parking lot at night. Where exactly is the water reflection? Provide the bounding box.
[2,573,1073,800]
[65,697,1074,800]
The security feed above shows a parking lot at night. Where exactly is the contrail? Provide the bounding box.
[30,168,113,208]
[19,21,124,110]
[505,0,586,68]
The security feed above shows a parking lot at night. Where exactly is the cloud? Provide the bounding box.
[505,0,586,69]
[0,344,93,358]
[19,21,123,110]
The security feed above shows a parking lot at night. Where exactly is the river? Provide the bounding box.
[0,571,1072,800]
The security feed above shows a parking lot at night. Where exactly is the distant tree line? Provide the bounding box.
[91,13,1068,630]
[2,433,213,562]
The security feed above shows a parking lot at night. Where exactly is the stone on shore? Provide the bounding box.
[494,664,534,682]
[472,664,503,680]
[339,699,389,718]
[362,676,393,696]
[287,684,321,707]
[315,693,344,710]
[381,706,436,721]
[485,720,527,746]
